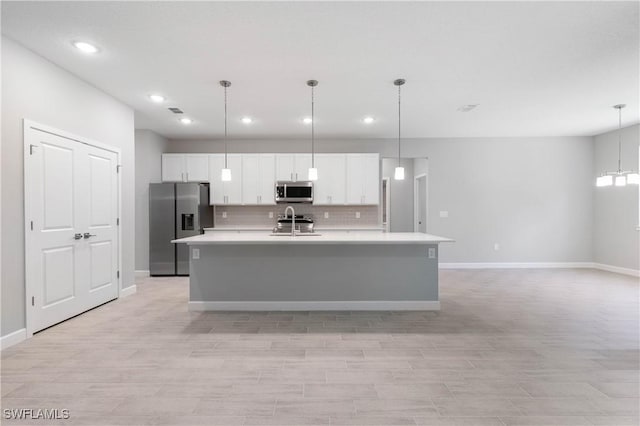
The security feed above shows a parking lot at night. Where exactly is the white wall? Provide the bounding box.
[593,124,639,271]
[1,37,135,336]
[381,158,414,232]
[134,129,169,272]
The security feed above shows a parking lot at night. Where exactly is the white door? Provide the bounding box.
[185,154,209,182]
[275,154,295,181]
[258,154,276,204]
[208,154,242,204]
[208,154,225,205]
[414,174,428,233]
[162,154,185,182]
[361,154,380,204]
[294,154,312,182]
[242,154,260,204]
[314,154,346,205]
[25,125,119,334]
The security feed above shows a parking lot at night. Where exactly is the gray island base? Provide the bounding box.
[173,232,453,311]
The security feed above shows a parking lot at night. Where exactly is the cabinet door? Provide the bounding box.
[185,154,209,182]
[294,154,312,181]
[346,154,365,204]
[242,154,260,205]
[314,154,346,205]
[275,154,295,181]
[225,154,243,204]
[361,154,380,204]
[208,154,225,205]
[258,154,276,205]
[162,154,185,182]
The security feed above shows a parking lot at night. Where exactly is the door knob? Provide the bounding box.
[83,232,96,239]
[74,233,83,240]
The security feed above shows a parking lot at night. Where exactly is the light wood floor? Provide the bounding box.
[1,269,638,426]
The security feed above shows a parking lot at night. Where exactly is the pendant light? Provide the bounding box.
[220,80,232,182]
[394,78,406,180]
[596,104,640,187]
[307,79,319,181]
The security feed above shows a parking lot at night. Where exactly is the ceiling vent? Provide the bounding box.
[457,104,479,112]
[168,107,184,114]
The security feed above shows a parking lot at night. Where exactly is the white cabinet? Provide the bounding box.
[346,154,380,205]
[208,154,242,205]
[313,154,346,205]
[276,154,312,181]
[162,154,209,182]
[242,154,276,205]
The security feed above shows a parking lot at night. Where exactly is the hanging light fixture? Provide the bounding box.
[394,78,406,180]
[307,80,319,181]
[596,104,639,187]
[220,80,232,182]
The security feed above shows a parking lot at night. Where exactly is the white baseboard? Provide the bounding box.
[592,263,640,278]
[135,270,149,278]
[189,300,440,311]
[120,285,137,298]
[439,262,594,269]
[1,328,26,350]
[440,262,639,277]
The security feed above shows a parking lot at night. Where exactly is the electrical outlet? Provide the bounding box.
[222,211,227,219]
[268,212,274,219]
[439,211,449,218]
[428,247,436,259]
[355,211,361,219]
[324,212,329,219]
[192,248,200,260]
[494,243,500,251]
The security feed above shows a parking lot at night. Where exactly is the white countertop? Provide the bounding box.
[203,226,385,232]
[173,231,454,245]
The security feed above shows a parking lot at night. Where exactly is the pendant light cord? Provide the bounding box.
[617,106,622,172]
[311,85,315,168]
[224,85,228,169]
[398,83,402,165]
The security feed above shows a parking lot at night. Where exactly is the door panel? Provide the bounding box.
[41,143,74,230]
[26,126,119,334]
[162,154,185,182]
[42,246,75,306]
[185,154,209,182]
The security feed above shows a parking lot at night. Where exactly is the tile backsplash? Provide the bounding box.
[213,205,380,229]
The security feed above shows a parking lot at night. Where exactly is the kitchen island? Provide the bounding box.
[173,232,453,311]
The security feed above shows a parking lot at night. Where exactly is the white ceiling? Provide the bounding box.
[2,1,638,139]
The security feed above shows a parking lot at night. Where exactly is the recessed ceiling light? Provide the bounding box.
[72,41,99,54]
[303,117,313,124]
[457,104,479,112]
[241,117,253,124]
[363,116,375,124]
[149,94,165,103]
[180,118,193,125]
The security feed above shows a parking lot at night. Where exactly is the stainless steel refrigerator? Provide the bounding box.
[149,183,212,276]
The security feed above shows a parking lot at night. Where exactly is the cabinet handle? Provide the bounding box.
[295,173,298,181]
[186,172,189,181]
[181,172,184,182]
[291,173,294,181]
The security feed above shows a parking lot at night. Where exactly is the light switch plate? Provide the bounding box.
[439,211,449,218]
[268,212,274,219]
[192,248,200,260]
[222,211,227,219]
[324,212,329,219]
[428,248,436,259]
[355,212,361,219]
[494,243,500,251]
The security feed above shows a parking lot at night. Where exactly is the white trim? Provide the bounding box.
[135,270,150,278]
[439,262,594,269]
[189,301,440,311]
[440,262,639,277]
[1,329,27,350]
[592,263,640,277]
[120,285,137,298]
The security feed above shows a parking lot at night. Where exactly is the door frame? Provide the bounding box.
[413,173,428,233]
[23,119,122,337]
[382,177,391,232]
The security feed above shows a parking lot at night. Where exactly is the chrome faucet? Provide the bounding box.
[283,206,296,237]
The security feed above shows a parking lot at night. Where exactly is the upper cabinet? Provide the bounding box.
[276,154,312,182]
[346,154,380,205]
[313,154,346,205]
[242,154,276,205]
[208,154,242,205]
[161,154,209,182]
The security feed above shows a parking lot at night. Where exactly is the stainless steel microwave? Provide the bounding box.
[275,181,313,204]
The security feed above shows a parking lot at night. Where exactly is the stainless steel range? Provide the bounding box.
[272,213,315,234]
